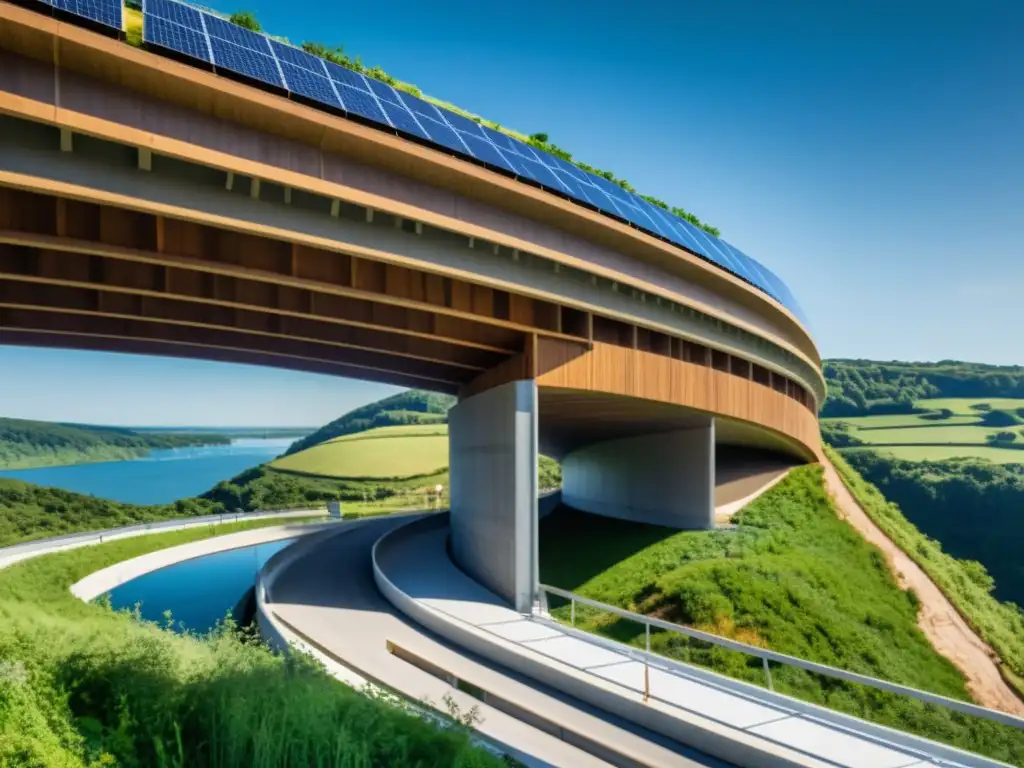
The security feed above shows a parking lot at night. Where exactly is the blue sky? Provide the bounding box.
[2,0,1021,426]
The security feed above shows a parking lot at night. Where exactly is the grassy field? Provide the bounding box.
[271,425,450,480]
[825,397,1024,463]
[0,517,503,766]
[848,445,1024,463]
[920,397,1024,415]
[539,466,1024,764]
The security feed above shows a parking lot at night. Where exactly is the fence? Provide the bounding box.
[536,583,1024,730]
[0,507,326,568]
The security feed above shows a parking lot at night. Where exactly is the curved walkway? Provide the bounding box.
[372,516,1008,768]
[821,459,1024,716]
[263,515,725,768]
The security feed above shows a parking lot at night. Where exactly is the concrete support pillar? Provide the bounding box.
[561,421,715,529]
[448,380,538,612]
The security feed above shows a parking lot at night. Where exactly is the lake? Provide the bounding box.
[106,537,297,634]
[0,438,293,505]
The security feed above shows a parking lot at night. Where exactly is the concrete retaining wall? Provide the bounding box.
[561,425,715,529]
[448,380,538,612]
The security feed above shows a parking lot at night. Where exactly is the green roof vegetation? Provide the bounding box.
[123,5,721,237]
[540,466,1024,763]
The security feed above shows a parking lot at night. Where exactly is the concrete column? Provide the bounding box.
[448,380,538,612]
[561,421,715,529]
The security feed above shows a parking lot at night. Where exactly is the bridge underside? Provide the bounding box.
[0,112,820,613]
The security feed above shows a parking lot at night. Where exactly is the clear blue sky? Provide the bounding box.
[2,0,1021,426]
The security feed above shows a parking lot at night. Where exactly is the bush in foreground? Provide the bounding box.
[0,521,503,767]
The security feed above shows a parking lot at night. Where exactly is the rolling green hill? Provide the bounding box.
[283,390,454,456]
[541,466,1024,763]
[273,424,449,480]
[0,417,231,470]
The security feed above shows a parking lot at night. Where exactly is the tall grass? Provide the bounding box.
[540,466,1024,765]
[0,519,504,767]
[826,446,1024,698]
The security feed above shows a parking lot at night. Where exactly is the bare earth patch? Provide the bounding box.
[821,458,1024,715]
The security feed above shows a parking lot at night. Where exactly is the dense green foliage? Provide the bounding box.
[0,479,227,547]
[0,520,503,766]
[823,359,1024,417]
[284,390,454,456]
[540,466,1024,763]
[0,417,230,470]
[827,448,1024,699]
[841,450,1024,610]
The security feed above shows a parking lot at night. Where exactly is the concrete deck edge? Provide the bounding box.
[70,519,337,601]
[371,515,834,768]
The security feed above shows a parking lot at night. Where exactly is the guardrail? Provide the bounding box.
[536,582,1024,731]
[0,507,326,568]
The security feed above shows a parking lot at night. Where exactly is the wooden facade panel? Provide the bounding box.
[536,341,820,459]
[294,245,350,287]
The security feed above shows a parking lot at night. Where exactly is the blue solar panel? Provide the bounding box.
[203,13,267,51]
[323,60,371,92]
[417,117,471,155]
[143,0,198,26]
[455,131,517,172]
[143,14,212,64]
[43,0,122,30]
[208,35,284,88]
[437,109,487,138]
[335,83,388,125]
[270,40,324,73]
[365,77,402,105]
[280,62,341,108]
[135,1,804,320]
[380,101,429,138]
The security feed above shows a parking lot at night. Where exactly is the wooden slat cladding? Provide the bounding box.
[0,187,572,343]
[536,339,821,460]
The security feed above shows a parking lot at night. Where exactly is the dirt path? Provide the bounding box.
[820,459,1024,715]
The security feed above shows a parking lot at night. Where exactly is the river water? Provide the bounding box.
[0,438,295,505]
[106,537,297,634]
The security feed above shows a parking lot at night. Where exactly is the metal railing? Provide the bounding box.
[536,583,1024,730]
[0,507,326,566]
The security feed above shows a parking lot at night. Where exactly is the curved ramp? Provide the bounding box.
[373,515,1010,768]
[262,514,722,768]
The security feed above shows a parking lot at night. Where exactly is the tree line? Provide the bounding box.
[822,359,1024,417]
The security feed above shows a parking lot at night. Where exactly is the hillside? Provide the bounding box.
[541,467,1024,763]
[273,424,449,480]
[0,417,231,470]
[283,390,454,456]
[822,359,1024,417]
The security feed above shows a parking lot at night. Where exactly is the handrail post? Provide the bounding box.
[570,597,576,627]
[762,657,773,691]
[644,623,651,703]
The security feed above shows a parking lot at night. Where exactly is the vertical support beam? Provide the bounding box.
[449,379,538,612]
[366,207,374,223]
[284,187,292,205]
[250,178,261,200]
[330,199,340,218]
[59,129,72,153]
[138,147,152,171]
[225,171,234,192]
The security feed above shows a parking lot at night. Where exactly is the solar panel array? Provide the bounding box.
[140,0,806,325]
[33,0,122,31]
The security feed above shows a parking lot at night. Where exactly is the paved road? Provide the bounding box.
[269,516,730,768]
